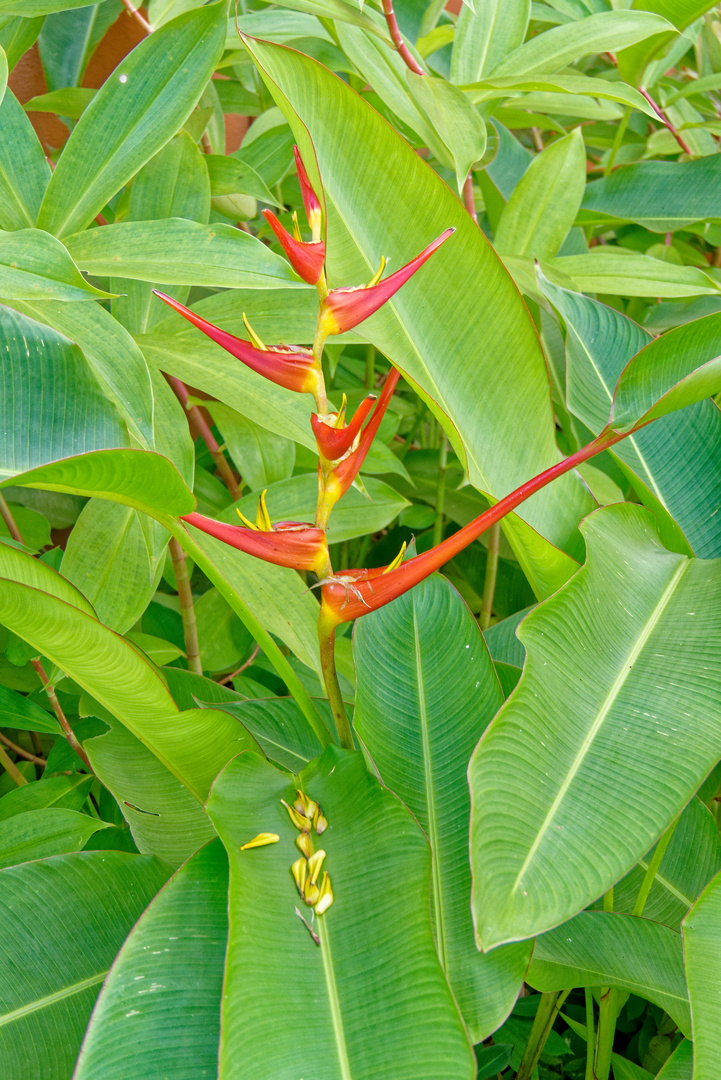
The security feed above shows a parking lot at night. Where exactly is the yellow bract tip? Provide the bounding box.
[292,211,302,243]
[334,394,347,429]
[367,255,386,288]
[383,541,407,574]
[256,489,272,532]
[242,312,267,351]
[236,508,258,531]
[240,832,279,850]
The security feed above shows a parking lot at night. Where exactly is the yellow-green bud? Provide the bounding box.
[314,808,328,835]
[315,871,334,915]
[280,799,310,832]
[294,789,318,820]
[296,831,314,858]
[240,832,279,850]
[307,849,326,886]
[291,856,308,896]
[304,881,321,906]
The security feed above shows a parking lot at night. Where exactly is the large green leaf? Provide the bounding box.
[0,229,111,301]
[464,74,657,117]
[450,0,530,84]
[204,402,295,492]
[407,72,487,194]
[0,774,93,821]
[205,695,330,771]
[0,307,130,479]
[74,840,228,1080]
[610,311,721,430]
[655,1039,693,1080]
[528,910,691,1035]
[580,156,721,232]
[223,474,409,544]
[5,297,155,447]
[682,868,721,1076]
[354,575,529,1043]
[0,89,50,230]
[36,2,227,237]
[0,851,170,1080]
[0,449,195,518]
[0,682,61,734]
[66,219,304,288]
[0,808,110,869]
[489,10,674,76]
[617,0,717,86]
[60,499,168,634]
[494,129,585,259]
[470,503,721,947]
[0,539,95,616]
[541,277,721,557]
[244,36,593,598]
[206,747,475,1079]
[545,251,717,298]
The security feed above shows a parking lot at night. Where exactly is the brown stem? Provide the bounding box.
[0,743,28,786]
[218,643,261,684]
[169,538,203,675]
[165,375,241,501]
[479,522,500,632]
[639,88,693,155]
[120,0,152,33]
[381,0,426,75]
[31,659,94,772]
[463,173,477,222]
[0,493,24,544]
[0,731,46,766]
[318,623,354,750]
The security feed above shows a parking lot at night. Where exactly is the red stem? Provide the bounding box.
[639,88,693,156]
[120,0,151,33]
[381,0,426,76]
[165,375,241,501]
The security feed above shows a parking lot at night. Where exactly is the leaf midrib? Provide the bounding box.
[318,917,352,1080]
[0,972,106,1027]
[512,557,689,892]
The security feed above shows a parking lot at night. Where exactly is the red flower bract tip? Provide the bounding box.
[293,145,322,233]
[311,393,377,460]
[318,227,455,337]
[262,209,325,286]
[182,512,330,575]
[152,291,320,396]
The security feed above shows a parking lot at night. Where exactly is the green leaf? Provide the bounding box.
[0,807,110,869]
[23,86,95,120]
[37,4,118,92]
[0,682,61,734]
[74,840,228,1080]
[206,747,475,1079]
[195,587,253,673]
[407,73,487,194]
[0,851,170,1080]
[204,402,295,492]
[124,631,184,667]
[0,228,112,300]
[0,89,50,230]
[528,910,691,1035]
[494,129,586,258]
[490,10,674,76]
[0,537,96,616]
[0,774,93,821]
[617,0,716,87]
[60,499,168,634]
[0,449,195,518]
[682,868,721,1074]
[581,156,721,232]
[540,276,721,557]
[4,297,155,447]
[245,0,391,41]
[451,0,530,84]
[224,474,409,544]
[243,36,593,599]
[36,2,227,237]
[655,1039,693,1080]
[206,153,281,206]
[610,311,721,430]
[463,74,657,117]
[354,575,529,1042]
[547,250,718,298]
[0,16,44,70]
[66,219,304,288]
[0,306,131,480]
[470,503,721,947]
[203,695,328,771]
[613,797,721,930]
[0,0,108,11]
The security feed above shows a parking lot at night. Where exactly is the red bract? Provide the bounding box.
[293,145,322,234]
[318,228,454,336]
[182,512,330,575]
[152,291,320,396]
[311,393,377,460]
[261,209,325,286]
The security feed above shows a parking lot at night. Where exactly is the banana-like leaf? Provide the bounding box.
[0,89,50,230]
[463,74,657,116]
[540,276,721,558]
[0,852,170,1080]
[0,538,95,615]
[546,252,717,299]
[203,696,330,771]
[0,774,93,820]
[0,449,195,518]
[450,0,530,84]
[528,910,691,1035]
[470,503,721,946]
[0,808,111,869]
[243,36,593,598]
[0,307,130,479]
[354,575,528,1042]
[37,3,227,237]
[682,868,721,1076]
[0,682,61,734]
[65,219,304,289]
[407,72,487,193]
[74,840,228,1080]
[0,229,111,301]
[656,1039,693,1080]
[206,747,476,1080]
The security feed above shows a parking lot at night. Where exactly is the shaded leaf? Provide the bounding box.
[0,808,110,869]
[682,867,721,1076]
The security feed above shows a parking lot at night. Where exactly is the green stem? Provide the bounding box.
[365,344,376,389]
[318,620,354,750]
[605,105,631,176]
[479,522,500,631]
[594,987,618,1080]
[0,492,24,544]
[585,989,595,1080]
[516,990,570,1080]
[0,743,28,786]
[432,436,447,547]
[632,818,679,917]
[169,537,203,675]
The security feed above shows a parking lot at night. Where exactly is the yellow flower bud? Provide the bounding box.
[291,857,308,897]
[294,789,318,821]
[239,833,279,851]
[315,871,334,915]
[307,849,326,886]
[280,799,310,831]
[314,808,328,835]
[304,881,321,906]
[296,831,314,858]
